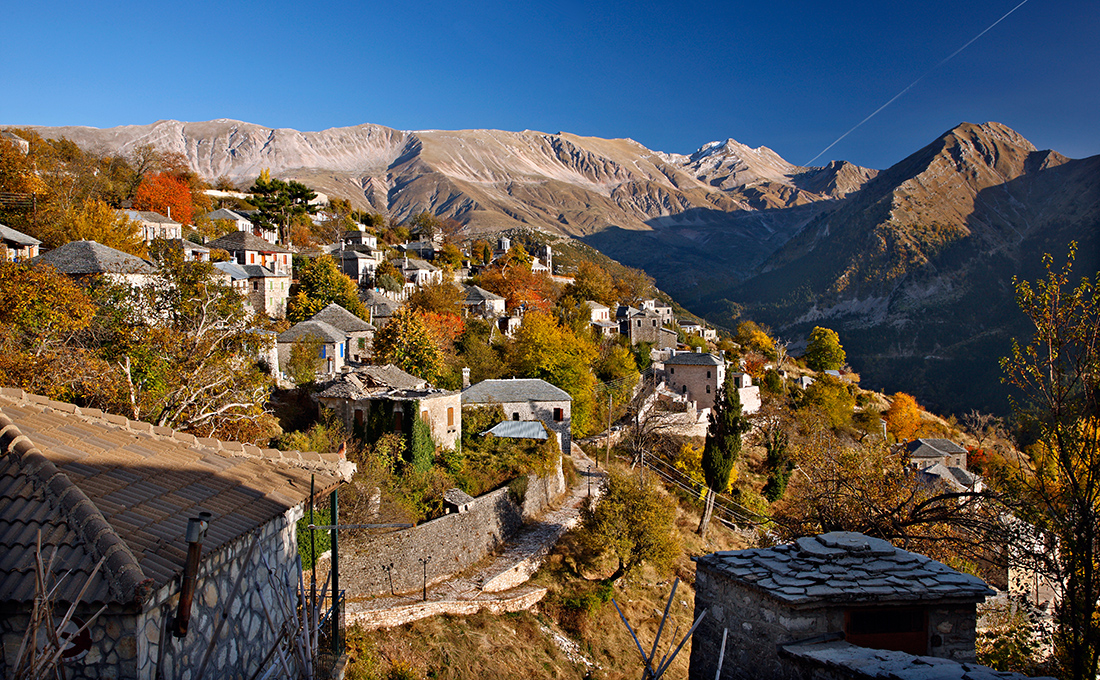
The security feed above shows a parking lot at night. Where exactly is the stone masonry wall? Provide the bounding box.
[689,565,841,680]
[137,505,304,680]
[0,604,140,680]
[341,456,565,598]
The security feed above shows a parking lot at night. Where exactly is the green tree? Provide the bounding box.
[248,169,318,245]
[576,470,680,582]
[995,245,1100,680]
[510,311,598,436]
[286,333,323,387]
[804,326,846,372]
[698,373,752,538]
[287,254,368,323]
[372,308,444,384]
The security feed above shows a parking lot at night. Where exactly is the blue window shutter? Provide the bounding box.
[320,346,326,358]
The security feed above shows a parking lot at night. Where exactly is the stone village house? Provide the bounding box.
[688,532,1049,680]
[664,350,761,414]
[121,210,183,244]
[0,388,353,680]
[309,303,376,364]
[211,261,290,318]
[276,319,349,377]
[34,240,159,288]
[207,231,292,277]
[316,365,461,451]
[1,223,41,261]
[461,378,572,455]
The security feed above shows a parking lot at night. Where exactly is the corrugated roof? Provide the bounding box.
[0,389,350,608]
[462,378,570,404]
[698,531,994,606]
[0,223,41,246]
[482,421,548,440]
[311,303,375,333]
[277,319,347,344]
[208,231,290,254]
[34,240,157,276]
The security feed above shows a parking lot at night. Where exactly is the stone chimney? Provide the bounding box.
[462,367,471,389]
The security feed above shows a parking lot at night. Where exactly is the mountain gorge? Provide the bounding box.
[21,118,1099,415]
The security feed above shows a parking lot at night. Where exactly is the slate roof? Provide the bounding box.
[0,389,350,607]
[122,209,180,225]
[400,257,438,272]
[316,366,445,401]
[905,438,968,459]
[583,300,609,311]
[783,640,1055,680]
[482,421,548,440]
[917,463,981,492]
[0,223,41,246]
[464,285,505,303]
[360,289,401,316]
[35,240,157,276]
[208,231,290,254]
[462,378,571,404]
[665,351,723,366]
[443,488,475,506]
[206,208,250,222]
[277,319,347,344]
[310,303,375,333]
[697,531,994,606]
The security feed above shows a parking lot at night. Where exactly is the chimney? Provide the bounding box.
[173,512,211,638]
[694,346,702,353]
[462,367,471,389]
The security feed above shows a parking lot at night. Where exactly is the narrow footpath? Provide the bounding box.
[345,445,604,630]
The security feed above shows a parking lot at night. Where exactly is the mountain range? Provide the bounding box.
[21,119,1099,416]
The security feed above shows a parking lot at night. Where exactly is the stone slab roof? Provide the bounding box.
[206,208,250,222]
[208,230,290,254]
[464,285,505,303]
[0,389,351,608]
[697,531,994,607]
[35,240,157,276]
[782,640,1055,680]
[122,209,181,226]
[665,351,723,366]
[0,223,41,246]
[583,300,609,311]
[482,420,548,440]
[311,303,375,333]
[462,378,571,405]
[443,488,475,506]
[906,438,968,458]
[359,289,401,315]
[400,257,438,272]
[316,366,435,401]
[277,319,347,344]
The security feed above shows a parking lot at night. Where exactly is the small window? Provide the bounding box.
[637,320,641,327]
[512,412,520,421]
[553,408,563,422]
[670,367,674,375]
[393,411,403,432]
[355,409,364,425]
[707,370,711,378]
[320,346,326,358]
[706,385,711,394]
[682,386,687,394]
[447,407,454,427]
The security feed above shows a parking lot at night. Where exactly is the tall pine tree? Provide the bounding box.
[698,372,752,538]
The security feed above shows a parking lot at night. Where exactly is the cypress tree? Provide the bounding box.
[698,373,752,538]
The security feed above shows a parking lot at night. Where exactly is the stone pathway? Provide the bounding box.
[345,446,605,630]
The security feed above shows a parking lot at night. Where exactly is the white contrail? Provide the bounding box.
[804,0,1032,167]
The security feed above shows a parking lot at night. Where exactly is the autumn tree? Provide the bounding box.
[567,261,615,306]
[372,307,445,384]
[994,245,1100,680]
[509,310,597,435]
[406,280,462,315]
[698,373,752,538]
[804,326,846,372]
[132,172,194,224]
[575,470,680,582]
[287,255,368,323]
[885,392,923,442]
[470,239,492,265]
[773,414,1000,567]
[735,320,774,357]
[611,266,654,305]
[49,199,147,256]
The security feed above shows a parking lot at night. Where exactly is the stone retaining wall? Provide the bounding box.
[341,457,565,598]
[348,587,548,630]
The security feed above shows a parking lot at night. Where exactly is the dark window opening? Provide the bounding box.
[846,608,927,655]
[553,408,563,422]
[513,412,520,420]
[393,411,403,432]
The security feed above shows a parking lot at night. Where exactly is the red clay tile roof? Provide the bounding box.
[0,389,352,607]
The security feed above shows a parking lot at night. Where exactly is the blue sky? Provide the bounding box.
[2,0,1096,169]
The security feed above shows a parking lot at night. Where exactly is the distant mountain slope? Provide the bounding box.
[21,119,872,270]
[702,122,1100,416]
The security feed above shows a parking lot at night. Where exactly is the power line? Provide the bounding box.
[805,0,1032,166]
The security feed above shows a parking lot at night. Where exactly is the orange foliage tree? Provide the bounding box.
[884,392,922,442]
[133,172,193,224]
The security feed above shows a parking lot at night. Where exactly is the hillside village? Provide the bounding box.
[0,129,1095,680]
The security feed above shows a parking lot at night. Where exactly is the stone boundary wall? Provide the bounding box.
[342,456,566,598]
[348,587,548,630]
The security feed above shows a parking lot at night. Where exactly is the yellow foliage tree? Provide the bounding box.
[51,199,146,256]
[885,392,923,442]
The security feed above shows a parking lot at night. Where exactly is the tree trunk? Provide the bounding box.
[698,488,715,538]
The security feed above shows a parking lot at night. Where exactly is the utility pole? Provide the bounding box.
[605,392,612,468]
